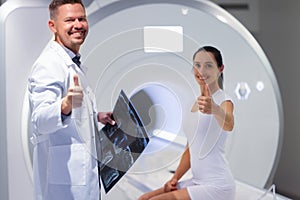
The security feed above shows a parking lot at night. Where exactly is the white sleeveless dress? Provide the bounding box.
[179,89,235,200]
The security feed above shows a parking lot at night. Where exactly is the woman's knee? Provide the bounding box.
[138,188,165,200]
[138,194,148,200]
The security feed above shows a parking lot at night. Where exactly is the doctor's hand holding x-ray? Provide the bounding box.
[28,0,115,199]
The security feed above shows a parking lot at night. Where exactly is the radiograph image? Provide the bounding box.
[96,90,149,193]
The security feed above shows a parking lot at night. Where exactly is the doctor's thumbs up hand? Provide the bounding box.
[61,74,83,115]
[197,84,214,114]
[71,74,83,108]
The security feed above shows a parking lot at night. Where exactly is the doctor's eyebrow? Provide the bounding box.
[64,15,87,22]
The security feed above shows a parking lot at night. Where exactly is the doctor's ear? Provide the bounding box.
[48,20,57,33]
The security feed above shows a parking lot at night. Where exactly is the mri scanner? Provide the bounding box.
[0,0,290,199]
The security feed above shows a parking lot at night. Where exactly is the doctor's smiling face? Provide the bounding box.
[48,2,89,54]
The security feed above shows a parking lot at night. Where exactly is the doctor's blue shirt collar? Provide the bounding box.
[61,45,81,61]
[55,42,87,72]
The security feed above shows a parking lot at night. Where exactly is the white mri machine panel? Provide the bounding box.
[82,0,283,188]
[0,0,283,199]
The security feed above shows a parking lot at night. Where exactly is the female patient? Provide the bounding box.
[138,46,235,200]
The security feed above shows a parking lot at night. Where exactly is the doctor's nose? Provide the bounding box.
[74,19,84,29]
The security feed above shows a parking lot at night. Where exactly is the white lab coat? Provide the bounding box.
[28,40,101,200]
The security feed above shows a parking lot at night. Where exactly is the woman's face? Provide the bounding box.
[193,51,221,87]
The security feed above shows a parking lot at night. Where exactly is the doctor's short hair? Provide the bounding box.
[49,0,85,20]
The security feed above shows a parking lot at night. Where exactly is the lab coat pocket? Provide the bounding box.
[48,144,87,186]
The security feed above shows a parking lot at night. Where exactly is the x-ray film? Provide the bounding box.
[96,90,149,193]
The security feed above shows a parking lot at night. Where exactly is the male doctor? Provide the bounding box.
[28,0,115,199]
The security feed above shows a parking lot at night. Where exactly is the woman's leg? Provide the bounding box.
[138,187,165,200]
[138,188,191,200]
[150,188,191,200]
